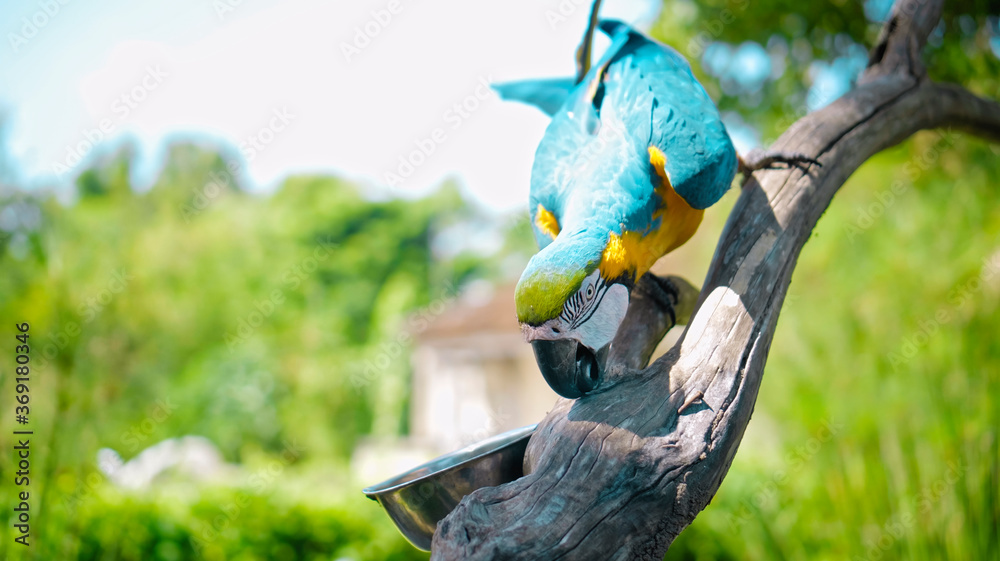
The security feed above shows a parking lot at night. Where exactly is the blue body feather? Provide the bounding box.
[504,20,737,323]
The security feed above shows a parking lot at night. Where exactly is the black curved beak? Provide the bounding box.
[531,340,608,399]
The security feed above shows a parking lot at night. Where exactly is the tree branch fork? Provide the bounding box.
[432,1,1000,558]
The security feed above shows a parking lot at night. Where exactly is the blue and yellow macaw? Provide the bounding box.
[497,11,814,399]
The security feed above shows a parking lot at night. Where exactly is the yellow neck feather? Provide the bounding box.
[599,146,704,281]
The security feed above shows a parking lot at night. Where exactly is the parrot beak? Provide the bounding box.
[531,339,608,399]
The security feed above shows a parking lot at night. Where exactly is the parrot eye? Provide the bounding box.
[559,272,608,329]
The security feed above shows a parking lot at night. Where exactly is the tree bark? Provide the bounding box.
[432,0,1000,558]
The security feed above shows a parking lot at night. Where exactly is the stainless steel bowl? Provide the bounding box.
[362,424,536,550]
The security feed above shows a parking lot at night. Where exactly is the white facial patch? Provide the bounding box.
[522,270,629,352]
[574,281,628,350]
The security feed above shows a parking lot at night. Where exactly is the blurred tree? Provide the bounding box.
[0,138,520,560]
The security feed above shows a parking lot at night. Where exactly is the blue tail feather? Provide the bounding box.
[492,77,576,116]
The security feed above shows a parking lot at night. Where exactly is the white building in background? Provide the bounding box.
[352,283,559,482]
[409,283,558,452]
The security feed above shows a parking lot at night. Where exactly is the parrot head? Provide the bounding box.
[515,233,631,399]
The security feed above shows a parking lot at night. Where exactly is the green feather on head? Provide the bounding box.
[514,235,604,326]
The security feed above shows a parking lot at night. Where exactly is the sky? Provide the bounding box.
[0,0,662,212]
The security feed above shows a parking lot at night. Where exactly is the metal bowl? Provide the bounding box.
[362,424,536,550]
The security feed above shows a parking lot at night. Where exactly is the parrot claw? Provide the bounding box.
[738,149,822,186]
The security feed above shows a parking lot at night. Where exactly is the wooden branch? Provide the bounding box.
[862,0,942,82]
[607,273,699,371]
[432,0,1000,558]
[524,272,695,476]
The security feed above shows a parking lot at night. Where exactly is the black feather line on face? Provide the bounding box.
[560,275,610,329]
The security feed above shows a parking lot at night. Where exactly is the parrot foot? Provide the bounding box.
[738,149,822,186]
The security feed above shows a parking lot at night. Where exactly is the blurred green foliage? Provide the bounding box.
[664,133,1000,561]
[63,484,425,561]
[0,0,998,559]
[0,139,525,560]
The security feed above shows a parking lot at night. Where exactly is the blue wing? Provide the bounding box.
[493,78,576,117]
[597,20,737,210]
[526,20,737,248]
[527,28,635,246]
